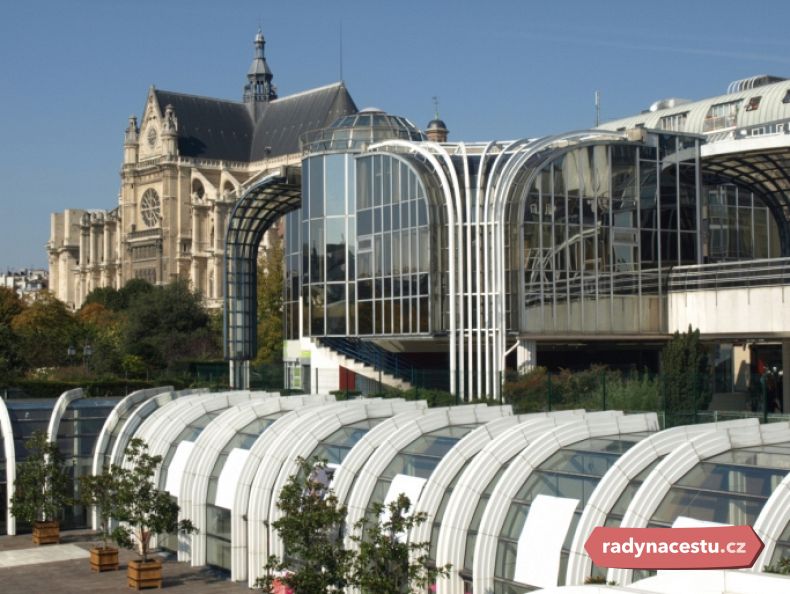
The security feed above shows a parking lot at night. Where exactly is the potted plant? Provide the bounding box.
[114,438,195,590]
[79,467,127,572]
[10,431,71,545]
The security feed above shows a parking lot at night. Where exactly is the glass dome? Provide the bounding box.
[300,108,425,154]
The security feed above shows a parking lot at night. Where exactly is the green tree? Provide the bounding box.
[0,288,25,384]
[79,465,129,549]
[660,325,711,412]
[257,457,351,594]
[122,279,219,370]
[113,438,194,561]
[255,234,284,364]
[11,292,81,368]
[349,493,451,594]
[83,286,126,311]
[11,431,71,524]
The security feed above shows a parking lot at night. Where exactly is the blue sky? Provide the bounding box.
[3,0,790,269]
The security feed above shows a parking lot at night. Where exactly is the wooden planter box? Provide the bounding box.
[127,559,162,590]
[32,520,60,545]
[90,546,119,572]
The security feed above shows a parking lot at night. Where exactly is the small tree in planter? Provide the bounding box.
[79,467,128,572]
[348,493,451,594]
[114,438,195,590]
[11,431,71,544]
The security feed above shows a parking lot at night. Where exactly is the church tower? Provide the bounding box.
[243,29,277,120]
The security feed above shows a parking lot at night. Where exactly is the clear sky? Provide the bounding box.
[3,0,790,269]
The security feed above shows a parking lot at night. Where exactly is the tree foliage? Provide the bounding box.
[256,233,284,365]
[10,431,71,523]
[349,494,451,594]
[257,458,449,594]
[258,457,351,594]
[79,465,129,549]
[660,325,711,411]
[113,438,194,561]
[10,292,80,368]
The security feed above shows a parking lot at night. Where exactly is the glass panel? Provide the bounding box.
[325,154,346,216]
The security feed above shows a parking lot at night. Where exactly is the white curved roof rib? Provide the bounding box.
[752,470,790,572]
[0,397,16,535]
[107,388,207,469]
[472,413,659,594]
[229,399,384,583]
[342,404,513,555]
[410,410,591,572]
[330,406,430,506]
[92,387,173,473]
[565,418,759,585]
[45,388,84,443]
[137,391,263,488]
[180,394,332,565]
[90,386,173,529]
[247,399,423,588]
[608,421,790,586]
[434,410,617,594]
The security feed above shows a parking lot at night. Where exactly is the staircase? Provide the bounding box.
[313,337,414,391]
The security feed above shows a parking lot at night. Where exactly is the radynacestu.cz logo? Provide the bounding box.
[584,526,764,570]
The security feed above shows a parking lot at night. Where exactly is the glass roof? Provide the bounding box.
[367,425,478,515]
[650,442,790,528]
[205,412,285,504]
[494,433,649,589]
[301,109,426,154]
[306,418,382,466]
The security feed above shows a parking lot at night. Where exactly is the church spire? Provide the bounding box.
[243,28,277,117]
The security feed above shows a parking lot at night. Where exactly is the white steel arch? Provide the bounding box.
[342,404,513,553]
[230,399,382,582]
[608,421,790,585]
[407,414,523,561]
[0,397,16,535]
[134,391,263,488]
[331,406,430,506]
[473,413,659,594]
[565,418,758,585]
[90,386,173,528]
[248,399,422,587]
[752,470,790,572]
[45,388,84,443]
[107,388,207,469]
[433,410,613,594]
[180,394,332,565]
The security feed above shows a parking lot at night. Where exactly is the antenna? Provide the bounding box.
[432,96,440,120]
[339,21,344,82]
[595,90,601,127]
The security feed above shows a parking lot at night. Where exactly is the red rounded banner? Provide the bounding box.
[584,526,764,570]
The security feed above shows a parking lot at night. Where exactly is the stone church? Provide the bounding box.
[48,30,357,309]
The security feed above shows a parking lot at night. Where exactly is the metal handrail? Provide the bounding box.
[668,258,790,292]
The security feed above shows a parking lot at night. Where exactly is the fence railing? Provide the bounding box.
[668,257,790,292]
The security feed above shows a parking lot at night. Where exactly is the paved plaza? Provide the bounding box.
[0,530,252,593]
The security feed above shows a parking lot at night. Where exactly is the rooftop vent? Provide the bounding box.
[648,98,692,112]
[727,75,787,94]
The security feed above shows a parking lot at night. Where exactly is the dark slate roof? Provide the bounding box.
[153,83,357,163]
[154,90,253,162]
[250,82,358,160]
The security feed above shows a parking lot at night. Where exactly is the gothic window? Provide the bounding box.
[140,188,162,227]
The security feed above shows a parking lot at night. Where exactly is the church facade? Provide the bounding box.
[48,31,357,309]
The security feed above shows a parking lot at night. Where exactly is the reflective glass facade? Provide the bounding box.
[516,136,701,334]
[285,153,433,339]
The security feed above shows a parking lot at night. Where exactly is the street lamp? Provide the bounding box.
[66,345,76,366]
[83,344,93,368]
